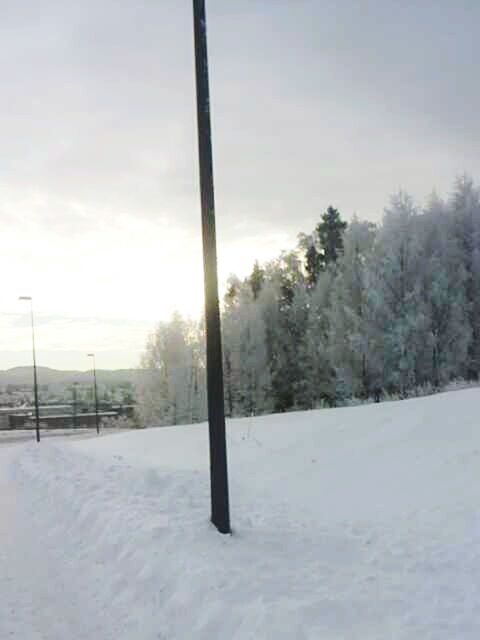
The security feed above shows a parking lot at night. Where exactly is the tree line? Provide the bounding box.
[137,175,480,425]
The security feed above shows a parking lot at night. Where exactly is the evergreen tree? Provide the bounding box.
[249,260,265,300]
[298,233,322,288]
[263,253,305,412]
[316,206,348,270]
[304,270,336,406]
[222,276,242,417]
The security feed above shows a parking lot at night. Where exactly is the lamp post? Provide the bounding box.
[71,382,78,429]
[193,0,231,534]
[87,353,100,434]
[18,296,40,443]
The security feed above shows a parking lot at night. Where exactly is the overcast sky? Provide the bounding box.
[1,0,479,370]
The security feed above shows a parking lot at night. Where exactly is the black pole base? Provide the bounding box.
[211,517,231,535]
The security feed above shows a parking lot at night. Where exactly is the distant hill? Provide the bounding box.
[0,366,139,387]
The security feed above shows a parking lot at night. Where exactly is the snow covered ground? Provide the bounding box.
[1,388,479,638]
[0,427,117,445]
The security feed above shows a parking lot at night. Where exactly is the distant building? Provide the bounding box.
[0,403,136,430]
[8,411,119,430]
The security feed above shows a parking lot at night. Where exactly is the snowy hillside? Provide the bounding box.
[2,389,479,638]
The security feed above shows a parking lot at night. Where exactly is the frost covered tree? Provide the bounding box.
[416,193,471,385]
[137,175,479,425]
[222,275,242,417]
[328,217,377,397]
[450,176,480,379]
[137,312,206,426]
[222,274,271,416]
[303,268,336,406]
[367,193,427,394]
[263,252,308,411]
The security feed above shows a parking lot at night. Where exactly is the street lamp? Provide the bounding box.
[193,0,231,534]
[18,296,40,443]
[71,382,79,429]
[87,353,100,434]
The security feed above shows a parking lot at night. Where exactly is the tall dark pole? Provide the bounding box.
[19,296,40,443]
[193,0,231,534]
[31,303,40,443]
[88,353,100,435]
[72,383,78,429]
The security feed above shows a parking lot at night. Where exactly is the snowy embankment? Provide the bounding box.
[3,389,480,638]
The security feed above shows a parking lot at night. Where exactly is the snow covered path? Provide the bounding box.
[0,443,118,639]
[0,444,77,639]
[1,389,480,638]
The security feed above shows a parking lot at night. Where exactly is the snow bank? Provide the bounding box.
[8,389,480,638]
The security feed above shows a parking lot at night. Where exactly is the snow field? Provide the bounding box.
[3,388,480,638]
